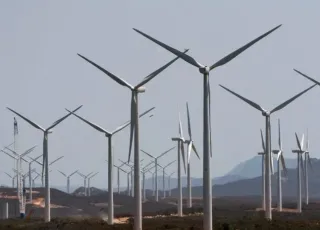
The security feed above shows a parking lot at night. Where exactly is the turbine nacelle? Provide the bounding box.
[261,110,270,116]
[136,86,146,93]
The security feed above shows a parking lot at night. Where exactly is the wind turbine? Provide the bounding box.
[4,172,16,188]
[58,170,78,194]
[171,112,186,217]
[272,119,287,212]
[67,106,154,225]
[77,49,188,230]
[304,129,312,205]
[1,145,36,215]
[141,147,175,201]
[158,160,176,199]
[32,173,40,188]
[292,133,305,213]
[258,129,266,211]
[77,171,93,196]
[30,155,64,184]
[133,24,281,230]
[185,102,200,207]
[113,163,127,194]
[6,105,82,222]
[167,171,175,197]
[118,159,144,197]
[219,83,316,219]
[141,164,155,202]
[25,154,42,202]
[88,172,99,197]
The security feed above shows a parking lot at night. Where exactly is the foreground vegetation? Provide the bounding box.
[1,215,320,230]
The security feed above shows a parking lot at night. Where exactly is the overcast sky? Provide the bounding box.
[1,1,320,189]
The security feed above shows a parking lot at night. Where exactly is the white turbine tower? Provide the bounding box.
[292,133,305,213]
[258,129,266,211]
[219,83,316,219]
[25,154,42,202]
[167,171,175,197]
[77,172,93,196]
[6,105,82,222]
[113,163,127,194]
[67,106,154,225]
[1,145,36,216]
[134,24,281,230]
[304,129,312,205]
[77,49,188,230]
[158,160,176,199]
[58,170,78,194]
[171,112,186,217]
[141,147,175,201]
[142,165,155,202]
[185,102,200,208]
[88,172,99,197]
[272,119,288,212]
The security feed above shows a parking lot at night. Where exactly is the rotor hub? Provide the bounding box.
[199,66,210,74]
[262,110,270,116]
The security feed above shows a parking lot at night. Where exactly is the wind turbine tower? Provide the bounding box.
[7,105,82,222]
[58,170,78,194]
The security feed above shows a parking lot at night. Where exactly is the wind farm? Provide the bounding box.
[2,1,320,230]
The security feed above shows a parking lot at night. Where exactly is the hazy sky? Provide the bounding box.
[1,1,320,189]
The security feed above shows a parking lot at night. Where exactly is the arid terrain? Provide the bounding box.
[1,187,320,229]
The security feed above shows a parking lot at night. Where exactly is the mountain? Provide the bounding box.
[226,156,297,178]
[170,158,319,198]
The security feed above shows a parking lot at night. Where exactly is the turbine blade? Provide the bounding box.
[112,107,155,135]
[186,102,192,140]
[21,145,37,157]
[49,156,64,165]
[133,28,203,68]
[300,134,305,151]
[270,84,316,114]
[294,69,320,86]
[192,143,200,160]
[178,112,184,138]
[180,140,186,174]
[187,142,192,164]
[158,146,175,159]
[47,105,83,131]
[6,107,45,131]
[300,154,305,179]
[219,85,264,112]
[58,170,67,177]
[307,153,313,172]
[136,49,189,89]
[4,172,12,178]
[77,54,133,89]
[210,25,282,70]
[140,150,155,159]
[277,150,281,161]
[280,154,287,177]
[278,119,282,150]
[295,133,302,150]
[66,109,110,135]
[127,95,136,163]
[260,129,266,152]
[41,135,47,182]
